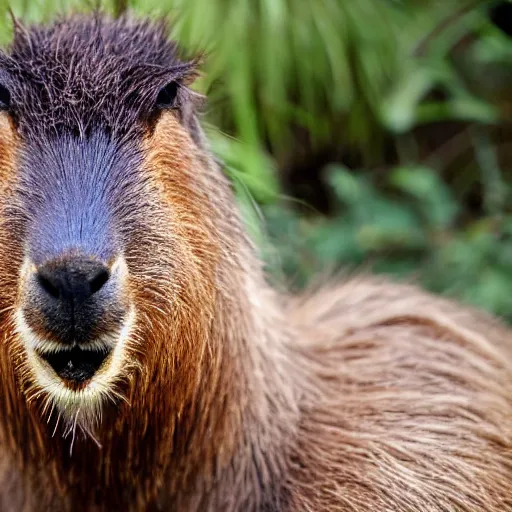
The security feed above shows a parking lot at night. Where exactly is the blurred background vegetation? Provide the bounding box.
[1,0,512,321]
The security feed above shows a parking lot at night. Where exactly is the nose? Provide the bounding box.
[25,254,124,345]
[37,257,110,302]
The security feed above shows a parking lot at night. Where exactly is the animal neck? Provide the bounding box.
[142,239,300,507]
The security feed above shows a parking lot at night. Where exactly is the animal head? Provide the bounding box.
[0,14,237,433]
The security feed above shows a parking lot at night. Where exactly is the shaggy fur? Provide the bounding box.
[0,13,510,512]
[0,14,198,138]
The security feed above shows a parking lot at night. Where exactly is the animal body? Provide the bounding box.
[0,13,510,512]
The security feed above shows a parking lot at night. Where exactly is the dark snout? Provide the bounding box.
[17,132,138,383]
[20,134,133,345]
[32,255,115,344]
[22,252,128,383]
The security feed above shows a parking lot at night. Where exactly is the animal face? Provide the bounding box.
[0,16,221,429]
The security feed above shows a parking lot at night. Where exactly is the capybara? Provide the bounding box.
[0,13,510,512]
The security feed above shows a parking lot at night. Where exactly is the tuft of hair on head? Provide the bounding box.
[0,12,204,139]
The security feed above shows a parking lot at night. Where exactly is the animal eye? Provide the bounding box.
[0,84,11,110]
[156,81,179,109]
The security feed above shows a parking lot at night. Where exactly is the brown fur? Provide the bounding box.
[0,15,511,512]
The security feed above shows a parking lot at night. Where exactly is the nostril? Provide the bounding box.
[34,257,111,302]
[89,268,109,295]
[37,272,61,299]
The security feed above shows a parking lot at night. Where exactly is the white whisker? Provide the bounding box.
[80,423,102,449]
[52,413,61,438]
[46,401,56,424]
[69,409,79,456]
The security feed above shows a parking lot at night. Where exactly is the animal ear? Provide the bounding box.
[176,85,206,144]
[154,59,206,143]
[154,57,201,111]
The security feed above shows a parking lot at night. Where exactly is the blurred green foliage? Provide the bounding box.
[1,0,512,321]
[262,165,512,321]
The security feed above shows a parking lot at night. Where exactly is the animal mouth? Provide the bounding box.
[39,346,112,384]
